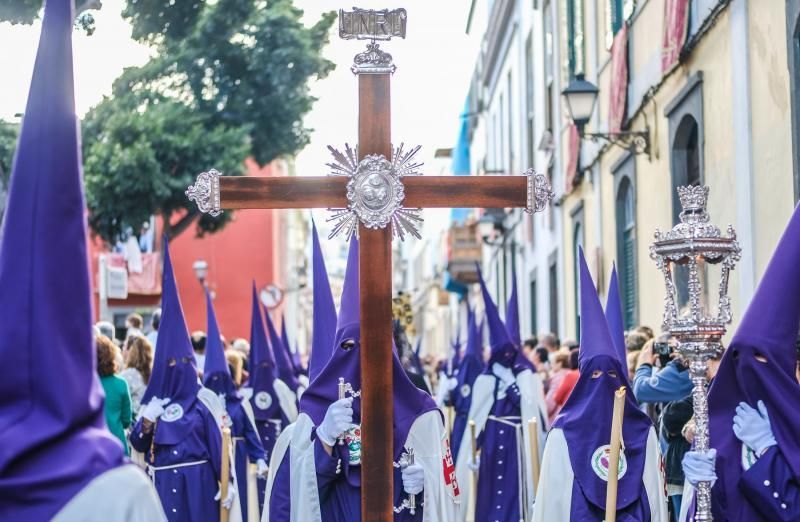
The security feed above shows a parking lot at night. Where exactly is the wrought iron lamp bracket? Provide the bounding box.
[582,128,651,160]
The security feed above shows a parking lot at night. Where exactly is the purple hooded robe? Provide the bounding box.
[129,240,224,521]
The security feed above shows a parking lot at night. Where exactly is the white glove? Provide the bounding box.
[682,449,717,487]
[317,397,354,446]
[141,397,170,422]
[492,363,515,386]
[256,458,269,478]
[214,484,236,510]
[468,455,480,472]
[434,377,451,407]
[446,377,458,391]
[402,462,425,495]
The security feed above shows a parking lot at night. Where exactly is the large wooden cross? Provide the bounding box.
[187,8,552,520]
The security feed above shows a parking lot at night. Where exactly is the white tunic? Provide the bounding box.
[532,427,669,521]
[454,369,548,521]
[262,410,462,522]
[53,465,166,521]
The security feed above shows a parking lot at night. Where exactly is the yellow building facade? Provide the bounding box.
[557,0,795,339]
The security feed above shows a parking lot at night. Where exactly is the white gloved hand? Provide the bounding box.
[214,484,236,510]
[317,397,354,446]
[492,363,515,386]
[682,449,717,487]
[402,462,425,495]
[446,377,458,391]
[256,458,269,478]
[468,455,480,472]
[434,377,451,407]
[141,397,170,422]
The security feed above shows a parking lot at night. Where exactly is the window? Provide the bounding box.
[605,0,636,48]
[525,33,535,170]
[508,71,514,174]
[666,73,704,223]
[570,201,584,338]
[573,222,583,338]
[786,0,800,201]
[566,0,585,78]
[671,115,701,223]
[549,258,559,335]
[666,75,705,314]
[530,276,538,336]
[615,177,637,328]
[544,0,554,135]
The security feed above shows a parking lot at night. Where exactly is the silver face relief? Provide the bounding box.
[326,143,423,241]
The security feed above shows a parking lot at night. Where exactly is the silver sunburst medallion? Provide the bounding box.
[326,143,423,241]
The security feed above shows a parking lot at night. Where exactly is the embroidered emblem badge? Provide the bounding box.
[591,444,627,481]
[161,403,184,422]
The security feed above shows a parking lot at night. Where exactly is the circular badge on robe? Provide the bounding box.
[741,443,758,471]
[591,444,627,481]
[460,384,471,398]
[345,425,362,466]
[161,403,184,423]
[255,391,273,410]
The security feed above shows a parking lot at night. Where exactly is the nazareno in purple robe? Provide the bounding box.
[247,283,292,512]
[473,264,539,521]
[0,0,126,518]
[133,239,224,521]
[203,289,267,520]
[697,203,800,521]
[551,249,655,521]
[269,237,439,520]
[449,308,485,461]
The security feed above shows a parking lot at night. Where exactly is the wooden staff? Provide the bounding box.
[467,420,478,522]
[247,462,259,522]
[605,387,627,522]
[220,427,232,522]
[528,417,540,494]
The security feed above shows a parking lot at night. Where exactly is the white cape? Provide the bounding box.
[454,369,548,521]
[262,410,461,522]
[241,378,299,424]
[53,464,166,521]
[531,427,669,521]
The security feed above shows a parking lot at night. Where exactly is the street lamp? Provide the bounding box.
[192,259,209,287]
[561,74,651,158]
[650,185,741,521]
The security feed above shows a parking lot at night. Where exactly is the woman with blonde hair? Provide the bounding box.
[121,335,153,415]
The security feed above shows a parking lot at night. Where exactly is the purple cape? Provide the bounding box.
[0,1,124,517]
[553,249,652,513]
[706,203,800,519]
[300,238,438,486]
[141,239,202,445]
[248,284,282,421]
[203,289,239,400]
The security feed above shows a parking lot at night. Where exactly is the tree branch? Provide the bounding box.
[76,0,102,16]
[164,210,199,242]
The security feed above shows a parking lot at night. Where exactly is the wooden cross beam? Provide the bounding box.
[186,8,552,520]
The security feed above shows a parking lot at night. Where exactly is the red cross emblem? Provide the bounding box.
[442,439,460,498]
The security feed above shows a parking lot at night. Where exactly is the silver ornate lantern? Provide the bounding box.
[650,186,741,521]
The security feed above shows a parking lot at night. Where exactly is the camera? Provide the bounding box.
[653,340,675,368]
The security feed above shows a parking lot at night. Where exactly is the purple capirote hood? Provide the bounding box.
[0,0,124,517]
[706,202,800,519]
[553,248,652,512]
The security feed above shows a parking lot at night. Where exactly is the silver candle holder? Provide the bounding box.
[650,186,741,521]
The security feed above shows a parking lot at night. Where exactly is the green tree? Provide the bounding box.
[1,0,335,242]
[0,121,19,223]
